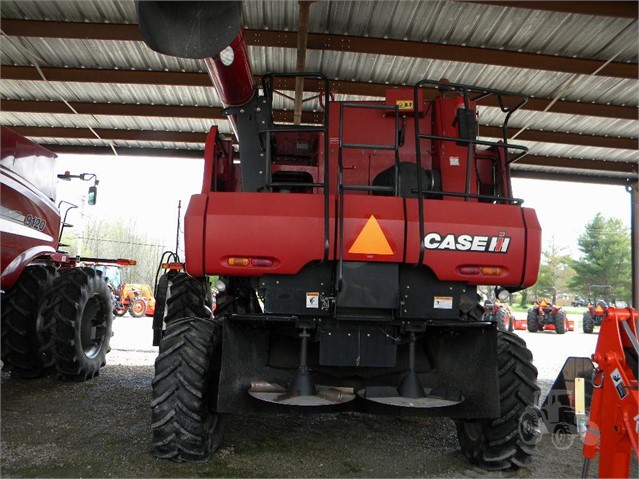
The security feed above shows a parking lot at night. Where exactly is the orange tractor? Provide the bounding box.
[526,299,573,333]
[114,283,156,318]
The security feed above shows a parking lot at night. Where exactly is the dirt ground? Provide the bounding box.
[1,313,635,478]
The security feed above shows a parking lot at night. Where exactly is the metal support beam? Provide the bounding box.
[45,144,204,159]
[6,112,635,151]
[630,179,639,308]
[293,1,312,125]
[12,125,636,177]
[471,1,638,19]
[38,143,639,187]
[3,66,635,120]
[510,170,631,186]
[2,19,636,79]
[517,155,638,174]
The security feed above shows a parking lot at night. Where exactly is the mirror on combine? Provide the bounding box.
[87,185,97,205]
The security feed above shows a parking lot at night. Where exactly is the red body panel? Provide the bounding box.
[0,166,60,289]
[186,192,328,277]
[187,84,541,290]
[185,191,541,288]
[433,96,477,200]
[323,98,433,194]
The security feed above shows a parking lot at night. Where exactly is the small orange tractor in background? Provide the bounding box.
[483,299,514,331]
[83,262,154,318]
[527,299,572,333]
[582,300,607,334]
[114,283,156,318]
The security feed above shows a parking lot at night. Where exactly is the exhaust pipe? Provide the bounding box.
[137,1,255,108]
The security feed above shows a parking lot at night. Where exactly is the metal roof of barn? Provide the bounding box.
[0,0,637,184]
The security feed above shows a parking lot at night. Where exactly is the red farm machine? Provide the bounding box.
[526,299,573,334]
[482,300,515,332]
[139,2,543,470]
[1,126,121,381]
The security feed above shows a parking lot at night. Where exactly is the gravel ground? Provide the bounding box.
[1,312,635,478]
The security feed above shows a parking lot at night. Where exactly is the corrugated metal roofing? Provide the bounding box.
[0,0,637,183]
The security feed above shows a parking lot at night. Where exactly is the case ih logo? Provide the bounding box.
[424,232,511,253]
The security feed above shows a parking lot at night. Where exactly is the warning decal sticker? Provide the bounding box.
[434,296,454,309]
[611,368,628,400]
[306,292,320,309]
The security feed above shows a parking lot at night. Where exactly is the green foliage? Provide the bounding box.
[518,289,528,308]
[73,219,169,287]
[568,213,631,302]
[523,237,573,303]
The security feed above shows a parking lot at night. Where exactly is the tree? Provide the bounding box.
[568,213,631,303]
[63,219,169,287]
[532,237,573,303]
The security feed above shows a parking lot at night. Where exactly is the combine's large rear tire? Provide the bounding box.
[165,273,212,324]
[554,310,567,334]
[582,311,594,334]
[526,309,538,332]
[151,317,223,461]
[455,332,540,471]
[40,267,113,381]
[1,265,57,378]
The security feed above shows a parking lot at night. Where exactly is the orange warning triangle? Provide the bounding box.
[348,215,394,255]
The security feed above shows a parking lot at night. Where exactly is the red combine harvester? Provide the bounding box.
[1,126,121,381]
[139,2,542,469]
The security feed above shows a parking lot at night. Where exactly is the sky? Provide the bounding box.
[55,154,632,259]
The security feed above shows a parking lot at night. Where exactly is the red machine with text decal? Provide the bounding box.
[140,1,542,470]
[1,126,117,382]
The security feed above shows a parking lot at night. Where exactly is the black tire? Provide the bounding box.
[151,317,223,461]
[455,332,540,471]
[554,310,567,335]
[526,309,538,332]
[582,311,594,334]
[130,298,146,318]
[40,267,114,381]
[495,308,507,332]
[165,273,213,324]
[1,265,57,378]
[113,303,127,316]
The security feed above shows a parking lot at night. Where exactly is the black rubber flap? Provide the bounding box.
[136,1,241,59]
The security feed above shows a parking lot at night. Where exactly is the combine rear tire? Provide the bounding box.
[40,267,113,381]
[582,311,594,334]
[554,310,567,334]
[165,273,212,324]
[151,317,223,461]
[526,309,538,332]
[1,265,57,378]
[455,332,540,471]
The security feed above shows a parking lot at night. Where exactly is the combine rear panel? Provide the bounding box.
[139,3,542,469]
[181,77,541,417]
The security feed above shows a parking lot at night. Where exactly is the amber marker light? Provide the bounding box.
[228,257,250,266]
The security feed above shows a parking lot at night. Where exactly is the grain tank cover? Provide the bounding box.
[0,127,57,201]
[137,1,241,59]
